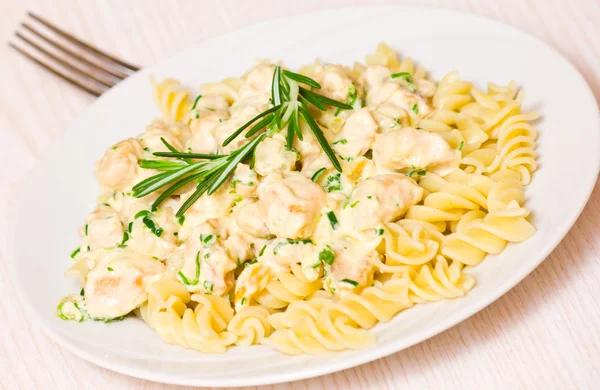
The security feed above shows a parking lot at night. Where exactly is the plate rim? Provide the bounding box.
[6,4,600,387]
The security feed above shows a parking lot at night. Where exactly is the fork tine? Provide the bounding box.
[15,32,115,89]
[27,11,140,73]
[21,22,128,82]
[9,42,103,97]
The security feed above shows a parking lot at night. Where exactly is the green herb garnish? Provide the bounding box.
[406,165,427,179]
[107,267,114,271]
[326,211,338,230]
[200,234,216,245]
[458,140,464,151]
[311,167,327,182]
[391,72,416,92]
[203,280,214,294]
[319,246,335,266]
[70,248,81,258]
[179,251,201,286]
[273,238,313,255]
[340,279,359,287]
[244,259,258,268]
[332,138,348,145]
[324,173,342,192]
[411,104,419,115]
[132,66,350,216]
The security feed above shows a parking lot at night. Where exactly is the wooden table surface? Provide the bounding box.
[1,1,599,389]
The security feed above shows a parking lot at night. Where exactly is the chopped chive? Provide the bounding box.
[332,138,347,145]
[244,259,258,268]
[326,211,338,229]
[411,104,419,115]
[203,280,214,294]
[458,141,464,151]
[319,246,335,266]
[311,167,327,182]
[190,95,203,111]
[70,248,81,258]
[107,267,114,271]
[340,279,359,287]
[179,251,201,286]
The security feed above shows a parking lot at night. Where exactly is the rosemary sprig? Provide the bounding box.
[132,65,353,216]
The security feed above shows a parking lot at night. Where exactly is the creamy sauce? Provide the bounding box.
[67,58,462,318]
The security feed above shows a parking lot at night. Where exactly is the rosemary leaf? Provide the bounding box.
[272,66,282,106]
[161,137,192,164]
[298,88,326,111]
[222,105,279,147]
[282,69,321,89]
[177,169,223,217]
[300,87,353,110]
[151,172,203,211]
[245,114,275,138]
[138,160,187,171]
[134,161,206,198]
[207,133,267,195]
[299,105,342,172]
[153,151,224,160]
[132,170,173,193]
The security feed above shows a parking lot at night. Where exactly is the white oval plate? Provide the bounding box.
[8,5,600,387]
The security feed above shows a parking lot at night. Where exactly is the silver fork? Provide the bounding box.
[9,12,141,97]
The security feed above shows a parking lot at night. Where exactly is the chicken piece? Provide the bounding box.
[82,205,124,250]
[139,119,190,153]
[84,248,165,319]
[324,238,381,295]
[191,94,229,117]
[312,64,354,102]
[126,208,178,260]
[259,238,320,279]
[258,173,326,239]
[238,62,274,99]
[177,224,237,295]
[230,163,259,197]
[177,183,234,241]
[213,106,264,153]
[254,137,297,177]
[368,82,432,119]
[373,127,458,174]
[343,174,423,231]
[359,65,392,93]
[96,138,144,191]
[236,201,271,238]
[188,112,224,154]
[332,108,378,159]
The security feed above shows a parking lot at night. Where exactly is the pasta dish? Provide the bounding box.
[57,43,537,354]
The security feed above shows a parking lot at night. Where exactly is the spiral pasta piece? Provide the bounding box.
[141,276,236,353]
[400,256,475,304]
[432,71,473,111]
[227,306,271,346]
[406,172,493,228]
[460,81,522,137]
[495,112,539,185]
[253,264,323,310]
[381,219,445,269]
[264,278,412,354]
[364,42,427,79]
[150,76,193,123]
